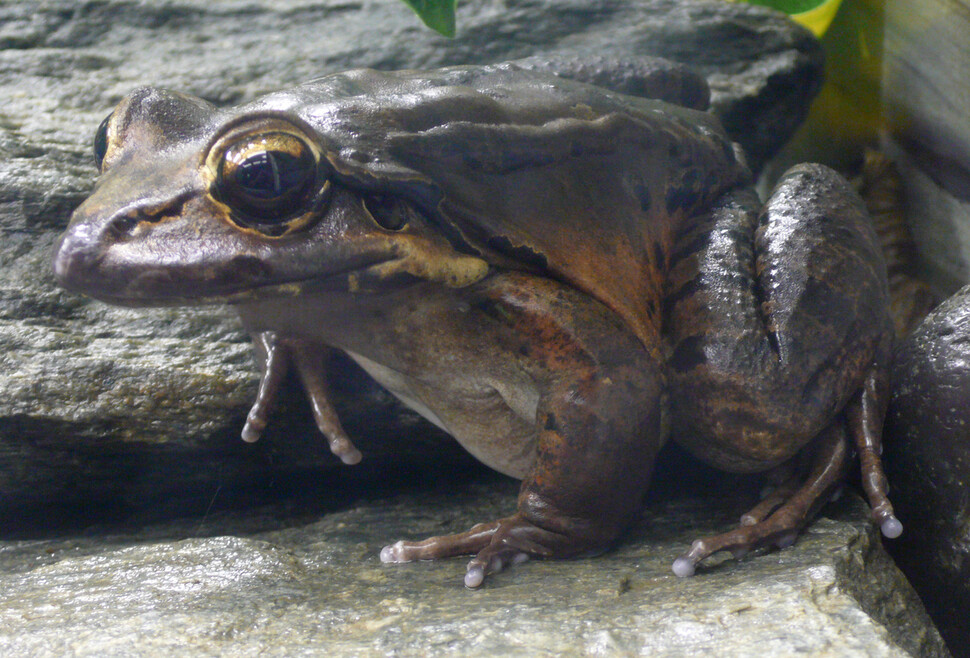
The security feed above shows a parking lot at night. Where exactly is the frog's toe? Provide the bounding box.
[460,516,571,587]
[880,515,903,539]
[379,541,408,563]
[380,520,502,563]
[671,515,811,577]
[671,555,696,577]
[464,549,530,588]
[240,414,267,443]
[739,472,801,526]
[329,436,363,465]
[775,531,798,549]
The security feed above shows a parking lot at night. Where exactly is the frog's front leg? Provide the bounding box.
[665,163,899,575]
[242,331,362,465]
[381,277,665,587]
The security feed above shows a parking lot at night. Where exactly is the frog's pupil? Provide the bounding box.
[237,151,303,200]
[93,114,111,170]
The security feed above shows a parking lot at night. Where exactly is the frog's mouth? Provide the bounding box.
[52,232,405,307]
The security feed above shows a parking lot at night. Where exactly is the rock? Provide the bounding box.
[884,285,970,654]
[0,479,946,656]
[1,0,822,517]
[882,0,970,294]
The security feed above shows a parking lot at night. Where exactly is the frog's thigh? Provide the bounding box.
[665,164,892,472]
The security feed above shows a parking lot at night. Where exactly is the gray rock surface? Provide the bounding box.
[1,0,822,517]
[885,285,970,655]
[0,480,947,657]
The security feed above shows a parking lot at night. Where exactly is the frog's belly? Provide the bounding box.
[345,350,538,479]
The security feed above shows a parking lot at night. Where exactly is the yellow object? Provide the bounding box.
[726,1,845,37]
[792,0,845,36]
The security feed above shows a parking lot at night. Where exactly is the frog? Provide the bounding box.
[52,59,901,588]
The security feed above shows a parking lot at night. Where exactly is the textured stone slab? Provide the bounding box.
[0,483,947,657]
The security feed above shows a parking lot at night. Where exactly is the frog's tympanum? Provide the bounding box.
[53,61,901,587]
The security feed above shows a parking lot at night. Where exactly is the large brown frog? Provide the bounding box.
[52,60,900,587]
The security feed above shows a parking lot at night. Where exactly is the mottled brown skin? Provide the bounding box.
[52,60,899,587]
[853,149,937,338]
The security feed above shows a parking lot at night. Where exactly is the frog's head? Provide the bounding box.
[55,65,748,337]
[52,86,489,306]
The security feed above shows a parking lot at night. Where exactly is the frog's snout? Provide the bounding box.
[52,221,105,294]
[53,203,185,302]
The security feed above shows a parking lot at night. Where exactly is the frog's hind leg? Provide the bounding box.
[672,420,852,577]
[846,368,902,538]
[665,163,898,575]
[732,366,901,539]
[672,369,903,577]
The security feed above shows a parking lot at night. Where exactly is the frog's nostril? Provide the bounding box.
[108,213,140,237]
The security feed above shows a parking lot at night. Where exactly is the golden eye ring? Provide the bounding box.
[214,131,319,233]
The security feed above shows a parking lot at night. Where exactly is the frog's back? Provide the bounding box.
[253,63,750,344]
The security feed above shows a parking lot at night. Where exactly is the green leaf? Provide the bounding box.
[400,0,457,38]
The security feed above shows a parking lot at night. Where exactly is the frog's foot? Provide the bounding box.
[672,423,850,577]
[846,370,903,539]
[241,332,362,465]
[381,513,589,588]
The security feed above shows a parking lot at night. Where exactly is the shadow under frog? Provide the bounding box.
[52,59,901,588]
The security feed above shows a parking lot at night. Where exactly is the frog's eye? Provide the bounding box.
[215,132,318,230]
[362,194,417,231]
[94,113,112,171]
